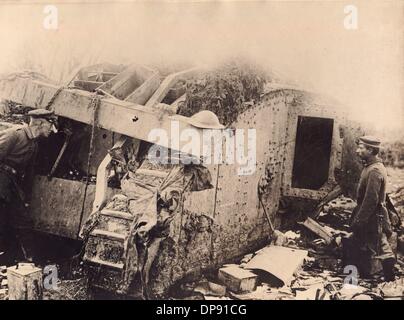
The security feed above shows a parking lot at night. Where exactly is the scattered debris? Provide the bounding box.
[229,284,295,300]
[0,288,7,300]
[378,278,404,299]
[313,256,342,272]
[271,230,301,247]
[43,277,89,300]
[323,196,356,216]
[351,294,373,300]
[240,254,254,264]
[203,295,232,300]
[173,187,402,301]
[295,283,329,300]
[316,195,355,230]
[338,284,369,300]
[154,188,402,300]
[284,231,300,241]
[271,230,288,246]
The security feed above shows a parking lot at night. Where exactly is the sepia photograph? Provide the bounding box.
[0,0,403,305]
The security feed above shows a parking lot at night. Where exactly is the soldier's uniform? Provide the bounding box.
[0,109,55,261]
[350,136,395,280]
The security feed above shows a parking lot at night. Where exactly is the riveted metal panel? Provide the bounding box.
[29,175,118,239]
[212,90,289,264]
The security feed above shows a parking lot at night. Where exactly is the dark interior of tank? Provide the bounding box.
[35,119,91,177]
[292,116,334,190]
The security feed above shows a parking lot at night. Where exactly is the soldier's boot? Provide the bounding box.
[381,257,396,282]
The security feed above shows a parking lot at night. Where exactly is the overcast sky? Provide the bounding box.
[0,0,403,130]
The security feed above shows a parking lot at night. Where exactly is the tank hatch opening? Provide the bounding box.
[292,116,334,190]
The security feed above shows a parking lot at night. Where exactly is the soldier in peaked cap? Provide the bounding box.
[0,108,57,264]
[349,135,396,282]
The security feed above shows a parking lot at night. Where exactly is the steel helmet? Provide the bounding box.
[187,110,225,129]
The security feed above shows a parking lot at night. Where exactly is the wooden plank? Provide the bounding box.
[100,72,118,82]
[170,94,186,113]
[299,217,334,244]
[100,209,133,221]
[97,64,156,100]
[85,257,124,270]
[145,66,202,107]
[91,229,126,242]
[90,137,126,214]
[125,72,161,105]
[73,80,103,92]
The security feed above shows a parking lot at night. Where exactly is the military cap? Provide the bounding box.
[27,109,58,124]
[27,109,54,118]
[358,135,381,148]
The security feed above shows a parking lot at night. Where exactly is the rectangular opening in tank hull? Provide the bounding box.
[292,116,334,190]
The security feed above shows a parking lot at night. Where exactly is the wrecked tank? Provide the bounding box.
[0,62,371,298]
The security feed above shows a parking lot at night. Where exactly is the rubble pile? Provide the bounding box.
[172,194,404,300]
[43,277,88,300]
[317,196,356,229]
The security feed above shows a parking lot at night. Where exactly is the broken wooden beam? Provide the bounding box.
[299,217,334,244]
[145,66,202,107]
[73,80,104,92]
[125,72,161,105]
[0,75,207,157]
[97,64,157,100]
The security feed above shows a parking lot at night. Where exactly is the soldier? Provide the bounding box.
[0,109,57,264]
[350,135,396,282]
